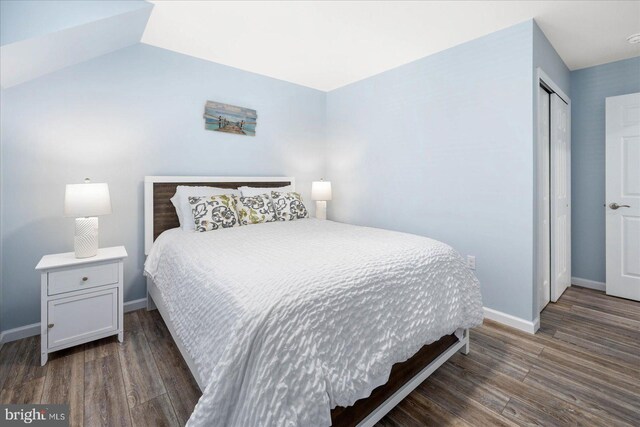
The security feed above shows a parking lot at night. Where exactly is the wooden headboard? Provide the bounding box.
[144,176,295,254]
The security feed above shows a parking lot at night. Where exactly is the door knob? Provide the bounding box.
[609,203,631,210]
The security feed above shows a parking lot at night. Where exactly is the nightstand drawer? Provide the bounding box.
[48,261,119,295]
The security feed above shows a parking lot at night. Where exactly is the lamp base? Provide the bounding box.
[75,217,99,258]
[315,201,327,220]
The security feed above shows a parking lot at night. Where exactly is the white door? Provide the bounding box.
[550,93,571,302]
[538,87,551,310]
[606,93,640,301]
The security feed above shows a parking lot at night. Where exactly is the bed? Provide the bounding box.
[143,176,483,427]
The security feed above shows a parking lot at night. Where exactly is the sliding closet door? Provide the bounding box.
[538,87,551,310]
[550,93,571,302]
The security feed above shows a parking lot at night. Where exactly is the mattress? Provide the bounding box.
[144,218,483,426]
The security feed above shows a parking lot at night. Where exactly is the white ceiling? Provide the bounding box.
[142,1,640,91]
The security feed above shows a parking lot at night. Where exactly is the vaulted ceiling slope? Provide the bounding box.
[0,0,153,88]
[1,1,638,91]
[143,1,640,91]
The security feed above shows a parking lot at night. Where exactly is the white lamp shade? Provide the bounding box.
[312,181,332,201]
[64,182,112,217]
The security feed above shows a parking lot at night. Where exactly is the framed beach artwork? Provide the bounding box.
[203,101,257,136]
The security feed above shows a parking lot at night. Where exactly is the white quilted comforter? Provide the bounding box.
[144,219,483,426]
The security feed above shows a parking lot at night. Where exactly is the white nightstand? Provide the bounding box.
[35,246,127,365]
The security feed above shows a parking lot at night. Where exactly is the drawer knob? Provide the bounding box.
[48,323,54,329]
[82,277,88,282]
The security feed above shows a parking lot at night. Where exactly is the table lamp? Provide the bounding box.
[311,179,332,220]
[64,178,112,258]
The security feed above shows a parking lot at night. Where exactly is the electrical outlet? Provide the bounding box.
[467,255,476,270]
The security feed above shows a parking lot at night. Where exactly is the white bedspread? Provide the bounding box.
[144,219,483,426]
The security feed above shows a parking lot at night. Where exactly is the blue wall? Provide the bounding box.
[3,11,633,332]
[532,22,570,96]
[571,57,640,283]
[326,21,536,321]
[0,44,326,330]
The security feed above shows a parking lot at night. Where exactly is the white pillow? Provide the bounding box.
[171,186,241,231]
[239,185,293,197]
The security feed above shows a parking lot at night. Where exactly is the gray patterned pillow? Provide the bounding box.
[236,193,276,225]
[271,191,309,221]
[188,194,240,232]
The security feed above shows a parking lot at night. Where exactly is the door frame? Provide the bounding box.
[535,68,572,314]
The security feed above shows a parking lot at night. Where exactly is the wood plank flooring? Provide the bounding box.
[1,286,638,426]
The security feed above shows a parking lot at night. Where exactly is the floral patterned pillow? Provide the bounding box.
[188,194,240,232]
[236,193,276,225]
[271,191,309,221]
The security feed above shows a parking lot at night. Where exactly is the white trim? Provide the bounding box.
[572,277,606,292]
[124,297,148,312]
[143,175,296,184]
[0,322,40,344]
[537,68,570,105]
[144,176,295,255]
[535,67,572,313]
[483,307,539,334]
[0,297,148,344]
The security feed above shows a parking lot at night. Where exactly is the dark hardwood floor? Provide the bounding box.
[1,286,638,426]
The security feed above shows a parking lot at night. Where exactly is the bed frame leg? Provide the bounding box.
[146,278,157,311]
[460,329,470,355]
[147,292,156,311]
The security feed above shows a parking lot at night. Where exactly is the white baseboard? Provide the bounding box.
[483,307,539,334]
[0,298,148,344]
[124,297,148,312]
[0,322,40,344]
[571,276,605,291]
